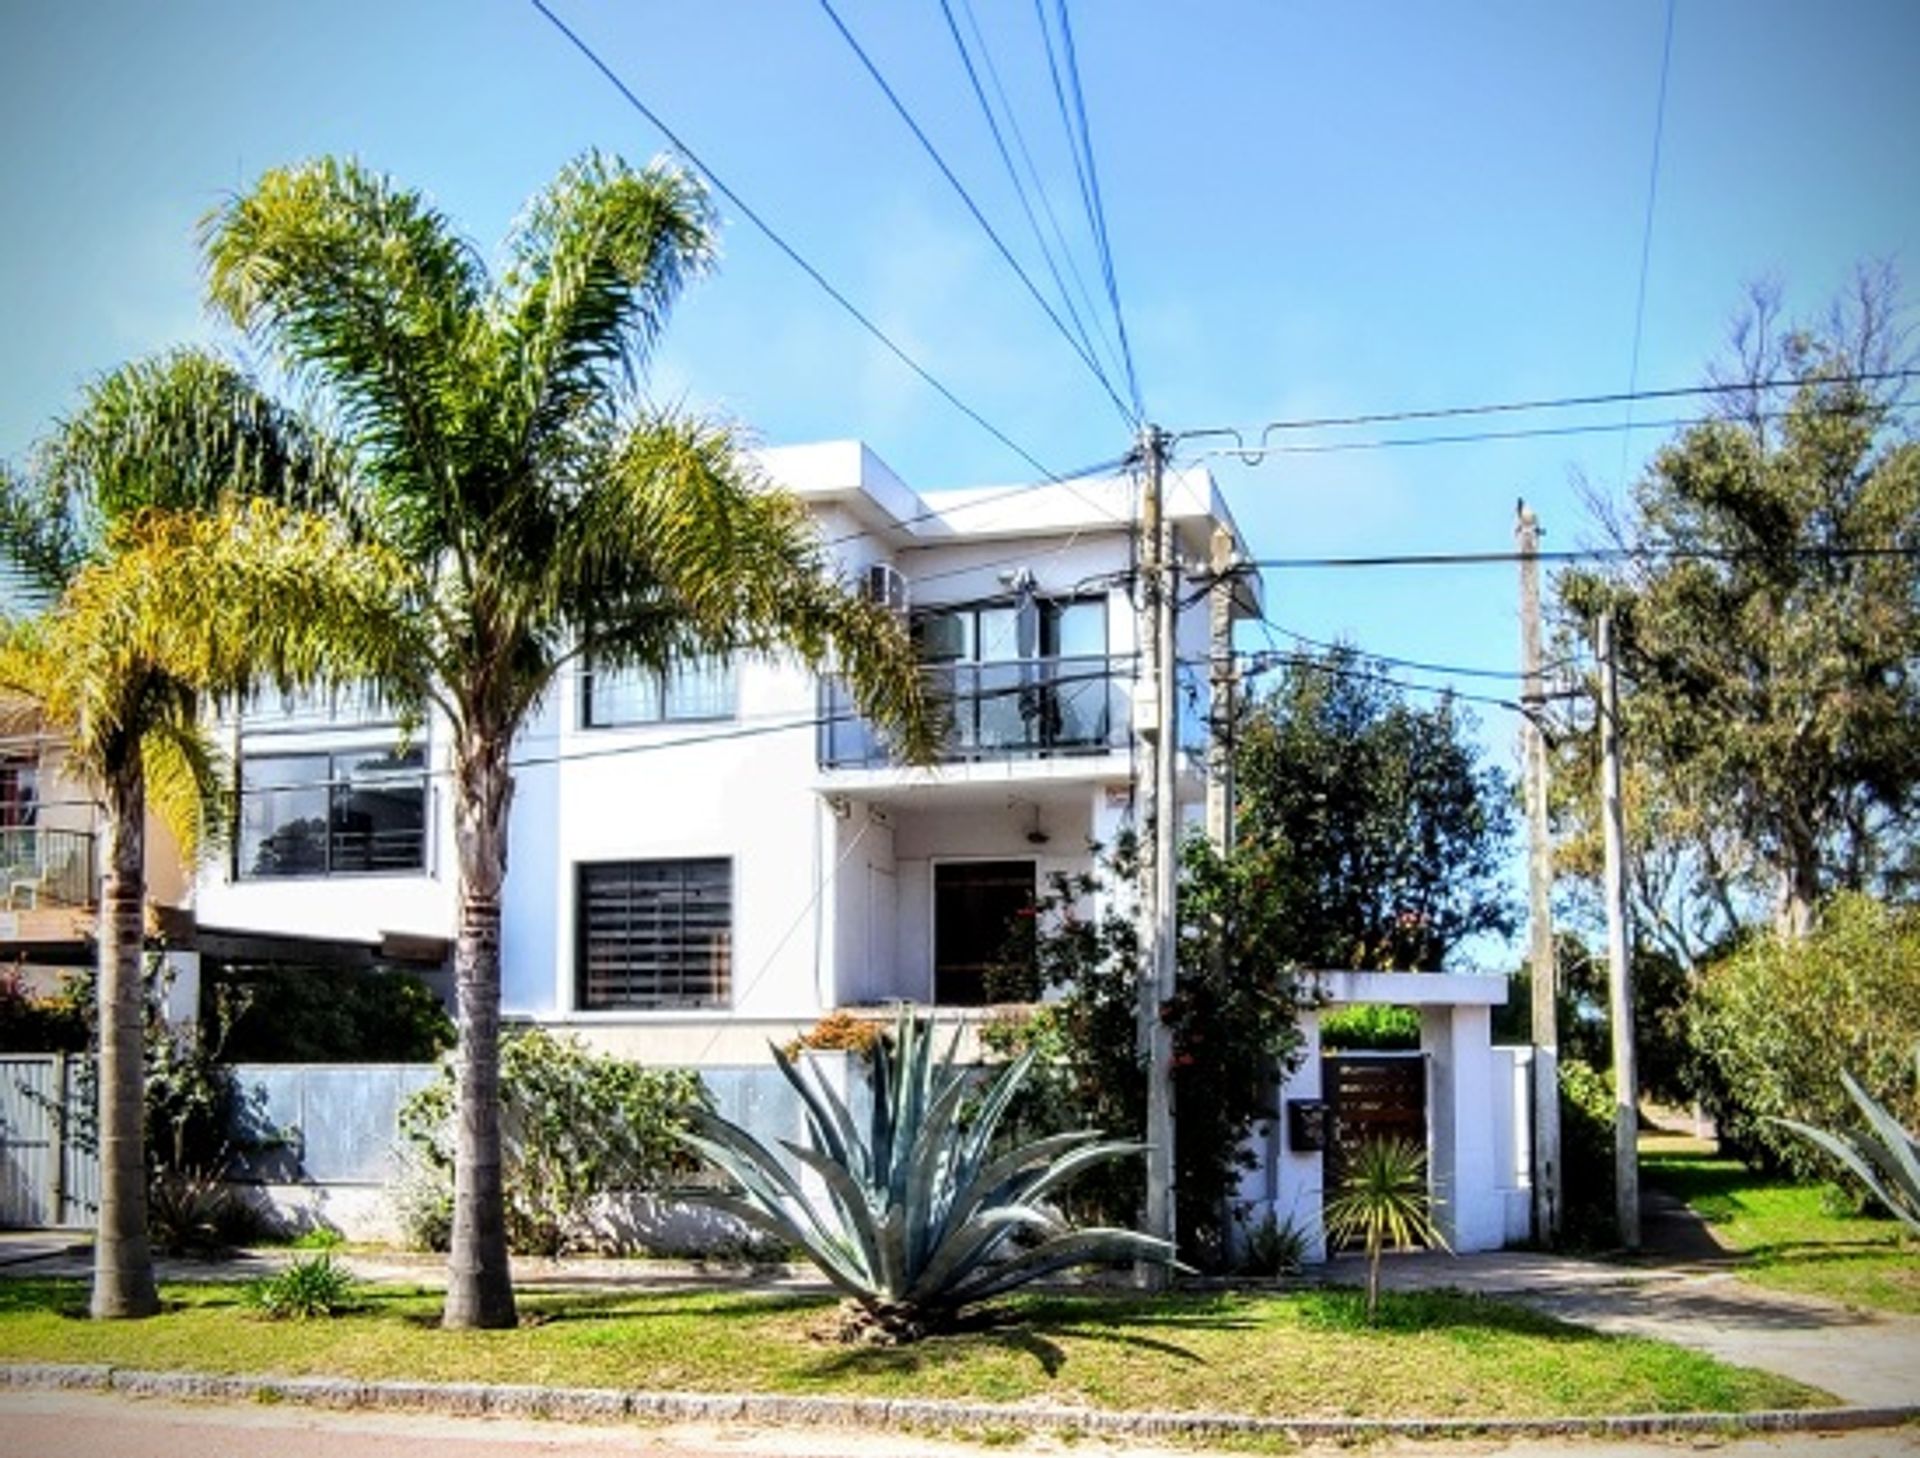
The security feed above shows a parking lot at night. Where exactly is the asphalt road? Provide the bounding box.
[0,1392,1916,1458]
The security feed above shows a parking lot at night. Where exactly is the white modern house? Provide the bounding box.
[193,440,1235,1054]
[185,439,1528,1255]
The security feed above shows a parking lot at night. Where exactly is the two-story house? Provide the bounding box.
[190,441,1254,1059]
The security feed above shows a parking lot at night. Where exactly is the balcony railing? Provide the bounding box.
[820,654,1137,770]
[0,827,98,909]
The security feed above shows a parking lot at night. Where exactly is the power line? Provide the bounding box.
[1229,646,1529,717]
[937,0,1124,394]
[1246,620,1534,682]
[1175,367,1920,458]
[527,0,1071,485]
[1036,0,1142,419]
[1180,397,1916,464]
[1248,544,1920,570]
[1618,0,1679,488]
[814,0,1136,426]
[950,0,1127,395]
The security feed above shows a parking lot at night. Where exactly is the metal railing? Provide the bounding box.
[0,827,98,909]
[820,654,1136,769]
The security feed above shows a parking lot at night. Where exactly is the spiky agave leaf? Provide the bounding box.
[1768,1053,1920,1235]
[677,1009,1172,1329]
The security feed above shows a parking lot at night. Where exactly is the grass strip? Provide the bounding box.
[0,1279,1824,1420]
[1644,1140,1920,1316]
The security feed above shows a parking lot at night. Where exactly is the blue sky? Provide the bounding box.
[4,0,1917,918]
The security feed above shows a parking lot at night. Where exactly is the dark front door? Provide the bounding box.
[1323,1053,1429,1243]
[933,860,1034,1005]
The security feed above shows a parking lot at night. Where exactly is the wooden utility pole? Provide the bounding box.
[1205,524,1238,856]
[1596,611,1641,1251]
[1516,502,1562,1245]
[1135,424,1178,1285]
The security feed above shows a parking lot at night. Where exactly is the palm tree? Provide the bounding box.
[202,153,931,1328]
[0,352,390,1319]
[1323,1136,1450,1324]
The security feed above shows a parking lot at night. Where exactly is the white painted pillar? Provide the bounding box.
[1270,1007,1326,1263]
[1419,1003,1502,1252]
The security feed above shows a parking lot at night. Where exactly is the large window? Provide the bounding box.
[577,858,732,1010]
[581,657,734,729]
[237,745,427,878]
[912,596,1115,754]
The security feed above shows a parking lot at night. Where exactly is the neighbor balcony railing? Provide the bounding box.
[0,826,98,910]
[819,652,1212,770]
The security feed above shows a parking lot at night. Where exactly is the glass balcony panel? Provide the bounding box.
[819,654,1133,769]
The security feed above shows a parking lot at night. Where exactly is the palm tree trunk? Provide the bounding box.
[90,751,158,1320]
[442,727,517,1330]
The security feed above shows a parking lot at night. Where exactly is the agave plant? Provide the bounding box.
[1323,1136,1450,1324]
[680,1012,1173,1337]
[1769,1049,1920,1236]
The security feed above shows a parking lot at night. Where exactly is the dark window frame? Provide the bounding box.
[575,856,734,1011]
[234,743,429,880]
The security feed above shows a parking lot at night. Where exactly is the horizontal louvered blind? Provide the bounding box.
[577,859,732,1010]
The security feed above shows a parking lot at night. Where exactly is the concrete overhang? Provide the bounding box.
[1309,970,1510,1006]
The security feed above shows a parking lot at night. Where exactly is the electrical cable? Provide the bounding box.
[527,0,1072,485]
[951,0,1127,393]
[1050,0,1142,419]
[1033,0,1141,419]
[1617,0,1679,489]
[1246,544,1920,570]
[1172,367,1919,458]
[814,0,1137,427]
[936,0,1120,392]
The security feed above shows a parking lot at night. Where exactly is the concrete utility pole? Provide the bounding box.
[1135,423,1178,1284]
[1516,502,1562,1245]
[1596,610,1641,1251]
[1205,524,1238,856]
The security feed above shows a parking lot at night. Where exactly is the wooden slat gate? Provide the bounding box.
[1323,1053,1429,1245]
[0,1054,98,1229]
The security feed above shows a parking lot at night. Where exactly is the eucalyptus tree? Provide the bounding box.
[1555,271,1920,944]
[0,352,388,1319]
[202,153,930,1328]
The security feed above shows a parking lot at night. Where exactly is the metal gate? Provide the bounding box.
[1324,1053,1429,1239]
[0,1054,98,1228]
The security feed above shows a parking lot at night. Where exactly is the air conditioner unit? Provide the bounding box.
[862,561,909,614]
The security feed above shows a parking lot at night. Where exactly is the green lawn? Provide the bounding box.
[1642,1137,1920,1315]
[0,1277,1822,1420]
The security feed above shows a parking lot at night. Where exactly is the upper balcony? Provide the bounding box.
[819,653,1205,779]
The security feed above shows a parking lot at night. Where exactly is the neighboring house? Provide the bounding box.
[191,440,1254,1058]
[0,722,197,1015]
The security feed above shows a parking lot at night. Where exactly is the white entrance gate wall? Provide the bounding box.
[1242,971,1526,1261]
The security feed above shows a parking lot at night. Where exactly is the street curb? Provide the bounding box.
[2,1362,1916,1444]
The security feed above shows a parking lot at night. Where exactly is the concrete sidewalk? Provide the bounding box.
[1319,1248,1920,1408]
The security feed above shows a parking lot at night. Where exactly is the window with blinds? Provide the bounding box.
[576,858,732,1010]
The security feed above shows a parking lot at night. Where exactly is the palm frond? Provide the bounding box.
[560,413,935,761]
[498,152,715,451]
[203,157,485,563]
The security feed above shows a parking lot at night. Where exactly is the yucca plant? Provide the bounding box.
[245,1252,358,1320]
[1769,1049,1920,1236]
[1323,1136,1450,1324]
[680,1012,1174,1340]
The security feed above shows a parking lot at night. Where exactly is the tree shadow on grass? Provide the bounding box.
[802,1301,1218,1381]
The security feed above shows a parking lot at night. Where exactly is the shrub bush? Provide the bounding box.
[209,963,453,1062]
[1319,1004,1420,1051]
[246,1252,358,1319]
[1557,1055,1618,1249]
[1688,894,1920,1181]
[397,1027,708,1255]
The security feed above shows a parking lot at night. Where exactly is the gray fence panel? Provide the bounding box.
[229,1064,440,1185]
[0,1054,95,1229]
